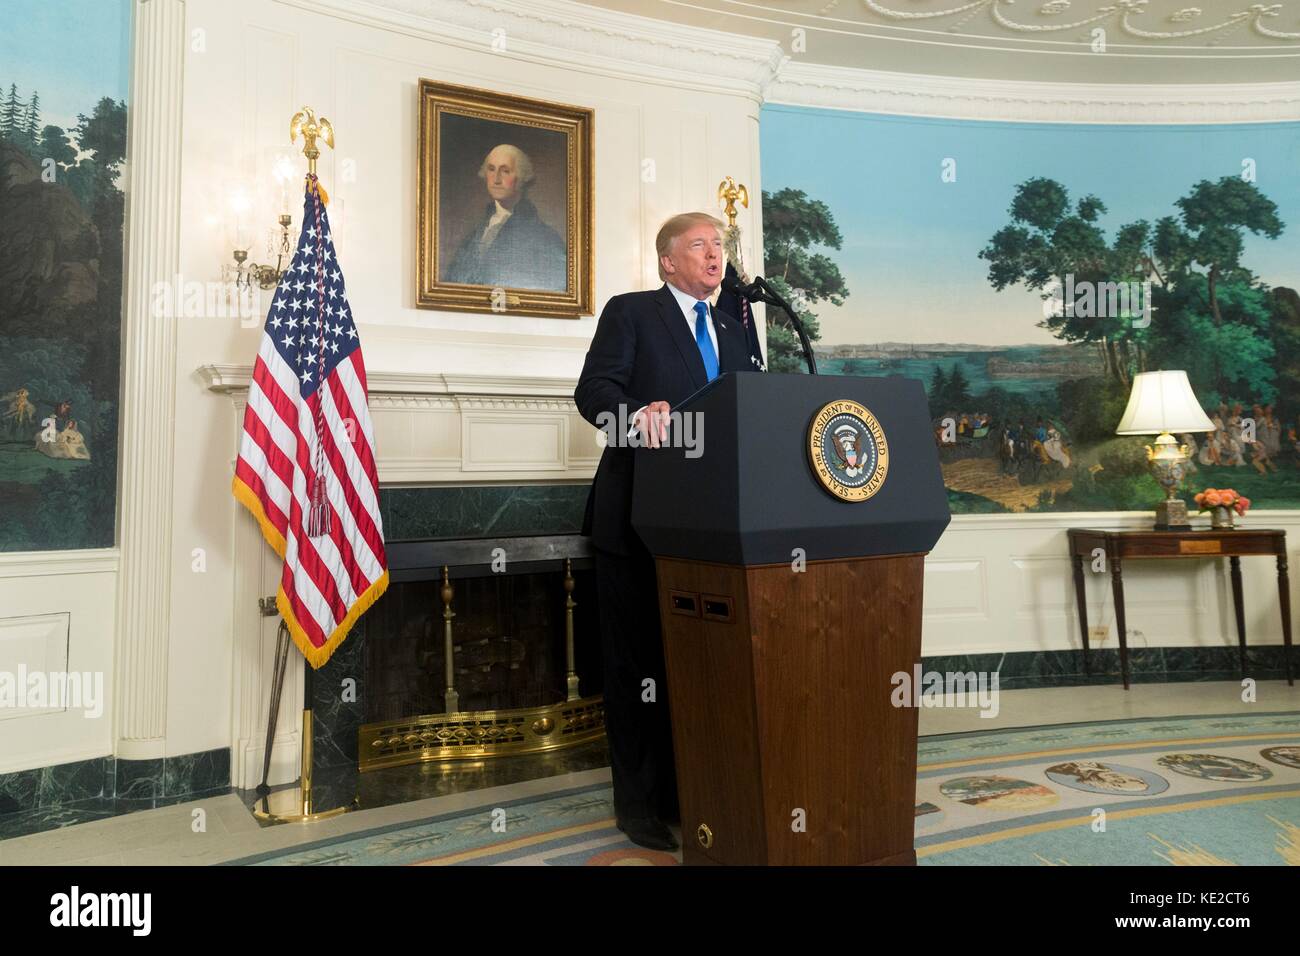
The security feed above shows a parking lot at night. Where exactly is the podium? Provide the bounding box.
[631,371,950,865]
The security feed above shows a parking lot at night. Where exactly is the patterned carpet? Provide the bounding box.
[226,712,1300,866]
[916,711,1300,865]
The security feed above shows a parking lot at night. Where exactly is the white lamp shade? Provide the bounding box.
[1115,370,1215,435]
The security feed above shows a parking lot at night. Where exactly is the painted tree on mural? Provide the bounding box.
[761,187,848,373]
[981,175,1289,415]
[0,85,113,205]
[1272,287,1300,419]
[927,363,974,418]
[1147,176,1284,408]
[979,177,1153,390]
[975,174,1298,513]
[0,84,27,142]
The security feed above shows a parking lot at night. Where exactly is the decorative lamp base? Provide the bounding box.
[1153,498,1191,531]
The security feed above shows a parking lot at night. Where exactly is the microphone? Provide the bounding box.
[720,273,761,302]
[721,274,819,375]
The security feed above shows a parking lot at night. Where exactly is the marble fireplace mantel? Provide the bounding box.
[198,364,601,485]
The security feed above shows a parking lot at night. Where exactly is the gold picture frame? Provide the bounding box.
[416,79,594,318]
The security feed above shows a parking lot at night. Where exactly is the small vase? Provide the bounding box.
[1210,505,1236,530]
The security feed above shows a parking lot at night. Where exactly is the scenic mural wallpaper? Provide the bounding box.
[759,106,1300,514]
[0,0,131,550]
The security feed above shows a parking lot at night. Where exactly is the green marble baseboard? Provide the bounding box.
[921,644,1294,689]
[0,748,230,822]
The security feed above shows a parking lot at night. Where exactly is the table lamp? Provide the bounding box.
[1115,370,1215,530]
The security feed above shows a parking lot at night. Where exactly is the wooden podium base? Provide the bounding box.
[656,552,925,866]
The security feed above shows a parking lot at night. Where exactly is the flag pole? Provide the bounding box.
[253,108,354,824]
[253,642,354,823]
[717,176,767,371]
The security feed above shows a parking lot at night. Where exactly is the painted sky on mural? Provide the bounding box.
[760,106,1300,347]
[0,0,132,133]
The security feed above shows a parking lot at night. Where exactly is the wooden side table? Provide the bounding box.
[1066,528,1295,690]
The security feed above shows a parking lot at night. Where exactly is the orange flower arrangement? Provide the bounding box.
[1194,488,1251,517]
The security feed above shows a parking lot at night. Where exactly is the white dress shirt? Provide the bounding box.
[665,281,719,358]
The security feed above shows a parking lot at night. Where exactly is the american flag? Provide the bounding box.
[232,175,388,669]
[720,262,766,371]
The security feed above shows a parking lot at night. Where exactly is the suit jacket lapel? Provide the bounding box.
[712,307,741,373]
[655,285,707,391]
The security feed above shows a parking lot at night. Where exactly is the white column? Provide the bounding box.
[113,0,187,760]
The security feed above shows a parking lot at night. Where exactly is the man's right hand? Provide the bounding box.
[633,401,672,449]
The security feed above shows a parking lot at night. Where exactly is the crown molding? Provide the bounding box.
[275,0,1298,122]
[274,0,783,101]
[767,61,1300,123]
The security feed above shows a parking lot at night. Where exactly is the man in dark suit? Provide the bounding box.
[574,212,758,850]
[444,143,566,291]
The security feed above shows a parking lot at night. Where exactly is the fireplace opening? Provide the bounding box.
[358,534,606,771]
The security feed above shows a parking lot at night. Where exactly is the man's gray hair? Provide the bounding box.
[655,212,724,282]
[478,144,535,185]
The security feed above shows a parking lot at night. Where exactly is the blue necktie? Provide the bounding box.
[693,301,719,381]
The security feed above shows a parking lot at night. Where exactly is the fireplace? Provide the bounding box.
[204,361,607,792]
[355,533,605,771]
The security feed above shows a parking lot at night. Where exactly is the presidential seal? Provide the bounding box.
[807,400,889,502]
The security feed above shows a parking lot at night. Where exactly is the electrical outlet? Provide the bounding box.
[1089,625,1109,644]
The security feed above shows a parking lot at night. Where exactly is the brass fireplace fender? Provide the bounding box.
[359,696,605,772]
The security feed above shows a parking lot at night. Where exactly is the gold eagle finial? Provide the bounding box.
[289,107,334,176]
[717,176,749,228]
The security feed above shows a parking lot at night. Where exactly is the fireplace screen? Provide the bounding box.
[359,536,606,770]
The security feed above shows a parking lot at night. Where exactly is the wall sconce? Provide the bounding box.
[226,214,293,291]
[222,156,297,294]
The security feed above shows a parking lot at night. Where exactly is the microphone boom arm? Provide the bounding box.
[747,276,818,376]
